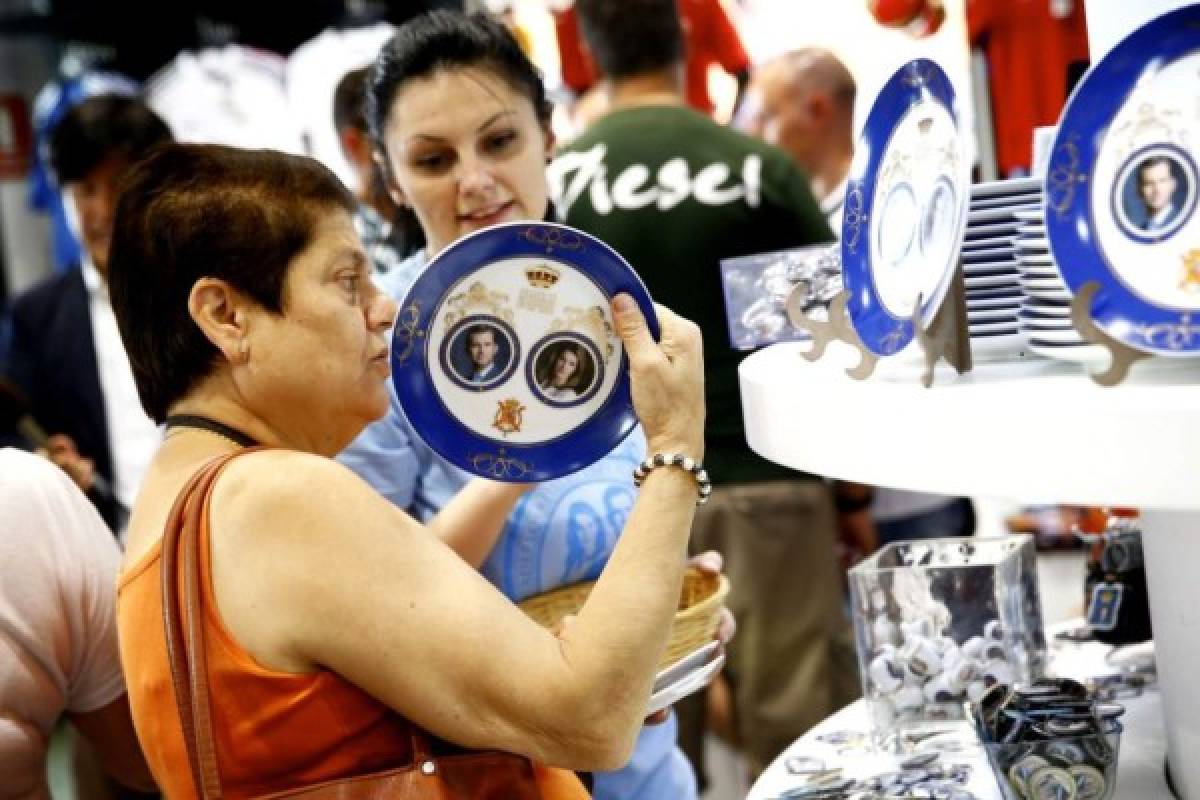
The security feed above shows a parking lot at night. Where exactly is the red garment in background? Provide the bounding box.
[967,0,1089,176]
[553,0,750,116]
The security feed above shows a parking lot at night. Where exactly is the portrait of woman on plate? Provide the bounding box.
[534,340,594,402]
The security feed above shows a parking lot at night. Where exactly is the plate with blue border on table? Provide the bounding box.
[1045,5,1200,357]
[841,58,971,356]
[391,221,658,482]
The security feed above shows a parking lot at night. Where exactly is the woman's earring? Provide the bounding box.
[236,339,250,365]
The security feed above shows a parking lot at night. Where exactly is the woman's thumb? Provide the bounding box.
[611,293,657,364]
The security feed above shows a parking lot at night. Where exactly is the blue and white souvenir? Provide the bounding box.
[1045,5,1200,356]
[842,59,970,355]
[393,222,657,482]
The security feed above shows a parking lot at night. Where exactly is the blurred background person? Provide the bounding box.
[341,12,724,798]
[550,0,751,128]
[332,65,423,268]
[740,48,856,226]
[553,0,861,785]
[2,95,171,534]
[110,135,705,795]
[0,447,156,799]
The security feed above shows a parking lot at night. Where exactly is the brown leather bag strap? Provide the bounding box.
[160,449,539,800]
[161,450,262,800]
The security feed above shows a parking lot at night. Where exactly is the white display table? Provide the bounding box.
[746,632,1167,800]
[739,343,1200,797]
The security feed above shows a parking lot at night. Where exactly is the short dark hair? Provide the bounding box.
[1138,156,1174,183]
[367,10,551,151]
[466,324,497,345]
[334,66,371,134]
[48,94,172,184]
[575,0,684,81]
[107,144,356,423]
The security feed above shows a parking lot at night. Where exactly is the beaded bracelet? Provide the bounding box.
[633,453,712,506]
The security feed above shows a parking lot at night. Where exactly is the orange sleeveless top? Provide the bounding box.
[116,461,589,799]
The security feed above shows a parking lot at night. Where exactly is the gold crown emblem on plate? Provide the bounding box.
[525,264,561,289]
[443,281,515,327]
[1180,248,1200,293]
[549,306,616,363]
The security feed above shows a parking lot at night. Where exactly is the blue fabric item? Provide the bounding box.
[0,311,11,376]
[339,250,698,800]
[876,497,975,546]
[28,72,139,271]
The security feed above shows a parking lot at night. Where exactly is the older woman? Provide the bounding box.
[108,143,705,797]
[338,12,716,798]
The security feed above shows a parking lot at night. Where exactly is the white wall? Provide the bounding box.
[729,0,974,164]
[1084,0,1193,60]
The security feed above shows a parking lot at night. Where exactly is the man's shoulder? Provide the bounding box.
[562,105,795,167]
[12,267,80,314]
[10,268,84,337]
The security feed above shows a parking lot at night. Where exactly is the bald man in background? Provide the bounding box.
[741,48,857,227]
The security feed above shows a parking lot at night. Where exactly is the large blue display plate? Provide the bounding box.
[841,58,970,355]
[1045,5,1200,357]
[392,222,658,481]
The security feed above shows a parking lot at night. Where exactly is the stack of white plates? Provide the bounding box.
[963,178,1038,357]
[1011,208,1100,362]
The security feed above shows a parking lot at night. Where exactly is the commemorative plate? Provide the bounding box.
[965,275,1020,291]
[647,641,725,716]
[970,176,1042,199]
[1027,328,1087,345]
[966,222,1022,239]
[1018,268,1061,283]
[968,299,1021,314]
[964,262,1018,275]
[1028,342,1110,365]
[1024,296,1072,309]
[962,247,1016,263]
[1044,5,1200,357]
[967,204,1039,224]
[1024,288,1074,303]
[971,332,1026,359]
[1019,274,1070,291]
[1017,256,1057,268]
[970,191,1041,211]
[1018,312,1072,327]
[969,308,1019,323]
[968,286,1024,299]
[963,236,1015,250]
[841,58,970,355]
[392,221,658,482]
[969,321,1019,335]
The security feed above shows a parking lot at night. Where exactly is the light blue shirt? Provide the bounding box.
[338,250,698,800]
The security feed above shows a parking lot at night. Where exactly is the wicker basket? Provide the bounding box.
[517,568,731,670]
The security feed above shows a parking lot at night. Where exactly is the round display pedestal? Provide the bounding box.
[739,342,1200,797]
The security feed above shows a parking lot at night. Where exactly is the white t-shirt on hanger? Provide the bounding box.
[146,45,305,154]
[286,23,396,192]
